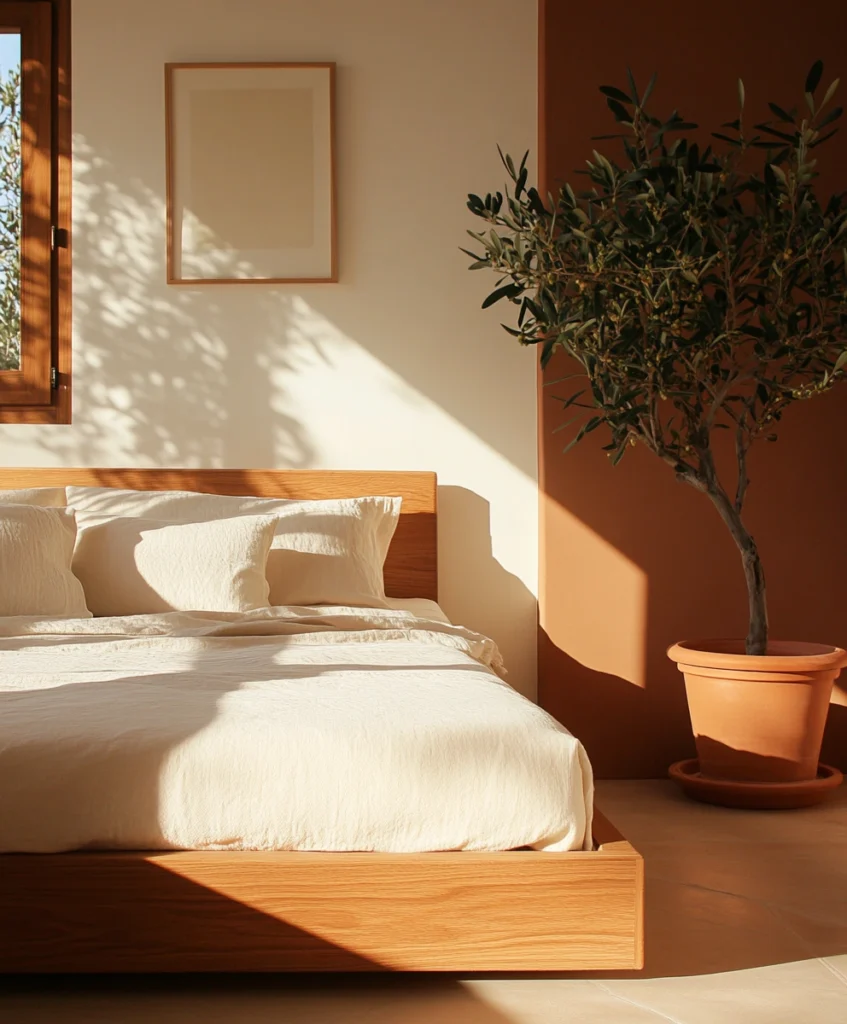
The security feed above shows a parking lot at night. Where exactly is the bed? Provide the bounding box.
[0,468,643,972]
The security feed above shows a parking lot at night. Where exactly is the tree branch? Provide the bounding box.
[704,369,750,429]
[650,441,707,490]
[686,442,768,654]
[735,411,750,513]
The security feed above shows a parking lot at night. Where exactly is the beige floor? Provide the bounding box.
[2,780,846,1023]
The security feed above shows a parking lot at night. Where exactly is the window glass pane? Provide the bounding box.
[0,31,20,371]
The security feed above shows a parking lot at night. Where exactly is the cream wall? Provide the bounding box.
[0,0,539,695]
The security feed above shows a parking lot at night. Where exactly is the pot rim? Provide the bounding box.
[667,639,847,673]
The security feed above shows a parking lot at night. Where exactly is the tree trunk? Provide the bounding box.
[706,488,768,656]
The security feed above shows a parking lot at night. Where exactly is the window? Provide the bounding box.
[0,0,69,423]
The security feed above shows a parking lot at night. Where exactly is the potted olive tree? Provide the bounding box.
[466,62,847,808]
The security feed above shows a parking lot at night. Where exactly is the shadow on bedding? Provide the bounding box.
[0,652,492,853]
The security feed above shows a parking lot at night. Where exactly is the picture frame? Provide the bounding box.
[165,62,337,284]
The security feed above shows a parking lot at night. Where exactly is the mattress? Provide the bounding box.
[0,605,593,854]
[384,597,451,622]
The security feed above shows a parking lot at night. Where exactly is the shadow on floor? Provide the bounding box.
[0,973,516,1024]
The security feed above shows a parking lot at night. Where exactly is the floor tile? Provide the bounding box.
[604,958,847,1024]
[591,876,813,980]
[467,979,672,1022]
[595,780,847,846]
[821,954,847,985]
[638,839,847,934]
[766,906,847,959]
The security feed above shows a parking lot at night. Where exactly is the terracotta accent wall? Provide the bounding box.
[539,0,847,777]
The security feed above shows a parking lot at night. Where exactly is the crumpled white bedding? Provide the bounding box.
[0,605,593,854]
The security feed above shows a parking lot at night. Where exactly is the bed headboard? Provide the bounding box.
[0,468,438,601]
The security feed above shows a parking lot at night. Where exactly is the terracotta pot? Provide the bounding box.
[667,640,847,784]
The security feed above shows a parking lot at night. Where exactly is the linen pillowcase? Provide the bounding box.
[0,504,91,618]
[265,496,400,607]
[0,486,67,507]
[72,512,277,616]
[66,487,402,607]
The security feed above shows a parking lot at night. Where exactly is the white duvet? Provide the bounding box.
[0,605,593,854]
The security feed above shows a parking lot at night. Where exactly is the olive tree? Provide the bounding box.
[465,62,847,655]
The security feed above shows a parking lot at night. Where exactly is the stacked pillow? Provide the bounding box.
[71,513,278,616]
[0,485,401,618]
[0,495,90,618]
[0,486,67,508]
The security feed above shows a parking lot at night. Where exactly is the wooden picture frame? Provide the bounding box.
[165,62,337,285]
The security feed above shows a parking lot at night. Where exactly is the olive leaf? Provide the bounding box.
[805,59,824,95]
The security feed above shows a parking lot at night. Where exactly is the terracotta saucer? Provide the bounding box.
[668,758,844,810]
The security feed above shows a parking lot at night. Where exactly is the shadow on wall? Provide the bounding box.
[438,486,535,684]
[824,698,847,769]
[36,137,318,470]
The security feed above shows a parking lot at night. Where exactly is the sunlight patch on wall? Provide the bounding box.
[268,295,539,596]
[541,493,647,688]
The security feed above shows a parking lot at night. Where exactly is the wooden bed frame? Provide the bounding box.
[0,468,643,972]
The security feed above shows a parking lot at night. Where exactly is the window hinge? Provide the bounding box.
[51,226,68,251]
[50,367,59,390]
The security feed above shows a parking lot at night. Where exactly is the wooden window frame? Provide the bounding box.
[0,0,70,424]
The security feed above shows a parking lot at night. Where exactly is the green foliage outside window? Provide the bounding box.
[0,67,20,372]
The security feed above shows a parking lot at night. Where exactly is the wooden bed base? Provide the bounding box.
[0,468,643,972]
[0,811,642,972]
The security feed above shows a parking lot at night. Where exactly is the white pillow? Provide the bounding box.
[0,504,91,618]
[66,487,401,607]
[72,512,277,616]
[0,486,67,507]
[266,496,400,606]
